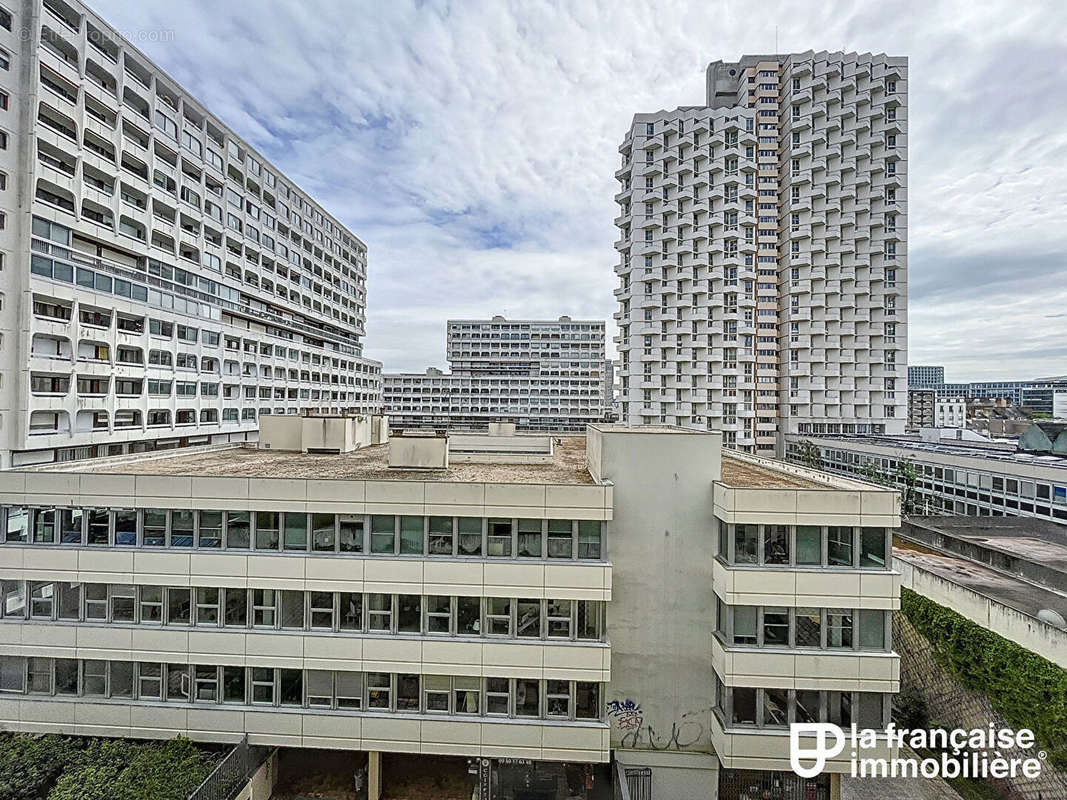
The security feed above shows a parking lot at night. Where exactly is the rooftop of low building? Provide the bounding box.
[31,437,597,485]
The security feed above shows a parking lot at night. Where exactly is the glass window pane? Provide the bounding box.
[517,519,542,558]
[167,588,191,625]
[143,509,167,546]
[370,515,395,553]
[731,686,757,725]
[279,591,304,629]
[428,516,453,555]
[516,599,540,638]
[859,610,886,650]
[859,528,887,568]
[283,513,307,551]
[225,588,247,627]
[733,606,757,645]
[198,511,223,548]
[171,510,194,547]
[796,689,820,724]
[762,525,790,565]
[762,608,790,647]
[226,511,250,549]
[515,678,539,717]
[828,527,854,567]
[857,692,884,728]
[397,594,421,633]
[487,518,512,557]
[255,511,279,550]
[827,690,852,726]
[339,592,362,630]
[114,510,137,545]
[734,524,758,564]
[795,608,821,648]
[578,520,602,559]
[312,514,335,551]
[576,682,599,719]
[339,515,364,552]
[457,517,482,556]
[110,661,133,698]
[795,526,822,565]
[399,516,424,555]
[457,596,480,636]
[454,676,480,715]
[827,609,853,649]
[763,687,789,727]
[547,519,572,559]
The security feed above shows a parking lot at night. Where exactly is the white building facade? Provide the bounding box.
[0,422,900,798]
[614,51,908,455]
[934,397,966,428]
[384,316,609,432]
[0,0,381,468]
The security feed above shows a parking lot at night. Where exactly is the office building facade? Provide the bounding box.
[614,51,908,454]
[0,0,381,469]
[786,433,1067,524]
[0,422,900,798]
[383,317,609,432]
[907,365,943,388]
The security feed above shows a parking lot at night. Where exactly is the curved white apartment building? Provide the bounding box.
[0,422,900,798]
[614,52,908,456]
[0,0,381,468]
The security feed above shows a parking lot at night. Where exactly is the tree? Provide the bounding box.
[795,440,823,470]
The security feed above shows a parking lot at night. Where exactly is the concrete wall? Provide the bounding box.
[597,427,722,757]
[233,749,278,800]
[897,558,1067,668]
[387,435,448,469]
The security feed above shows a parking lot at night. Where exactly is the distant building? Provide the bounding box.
[786,432,1067,523]
[908,365,944,389]
[907,389,935,429]
[383,317,610,432]
[934,397,966,428]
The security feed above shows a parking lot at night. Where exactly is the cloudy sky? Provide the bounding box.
[94,0,1067,381]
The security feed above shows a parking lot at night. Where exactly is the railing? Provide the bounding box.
[186,736,272,800]
[612,762,652,800]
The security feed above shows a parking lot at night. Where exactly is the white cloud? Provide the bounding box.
[93,0,1067,378]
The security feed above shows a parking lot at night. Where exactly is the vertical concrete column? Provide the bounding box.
[829,772,842,800]
[367,751,382,800]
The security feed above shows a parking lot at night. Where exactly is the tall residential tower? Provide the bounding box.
[614,52,907,454]
[0,0,381,468]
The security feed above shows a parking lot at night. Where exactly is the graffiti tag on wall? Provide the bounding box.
[606,698,643,730]
[608,699,713,751]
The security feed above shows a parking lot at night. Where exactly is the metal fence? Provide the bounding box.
[187,736,272,800]
[612,762,652,800]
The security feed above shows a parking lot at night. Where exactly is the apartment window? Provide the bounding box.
[138,663,162,700]
[223,666,245,703]
[486,677,510,715]
[370,515,395,554]
[367,672,391,709]
[516,678,539,717]
[487,518,512,557]
[578,520,602,559]
[734,524,758,564]
[859,528,888,568]
[457,517,482,556]
[283,512,308,551]
[252,589,276,627]
[426,595,451,634]
[367,593,392,631]
[827,527,854,567]
[516,519,542,558]
[399,516,423,555]
[762,525,789,565]
[251,668,274,704]
[226,511,250,549]
[547,520,573,558]
[255,511,280,550]
[826,610,853,648]
[428,516,453,555]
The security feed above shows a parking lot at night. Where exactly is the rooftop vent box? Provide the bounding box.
[388,432,449,470]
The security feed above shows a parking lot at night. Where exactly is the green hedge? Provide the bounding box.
[0,734,215,800]
[901,588,1067,767]
[0,734,81,800]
